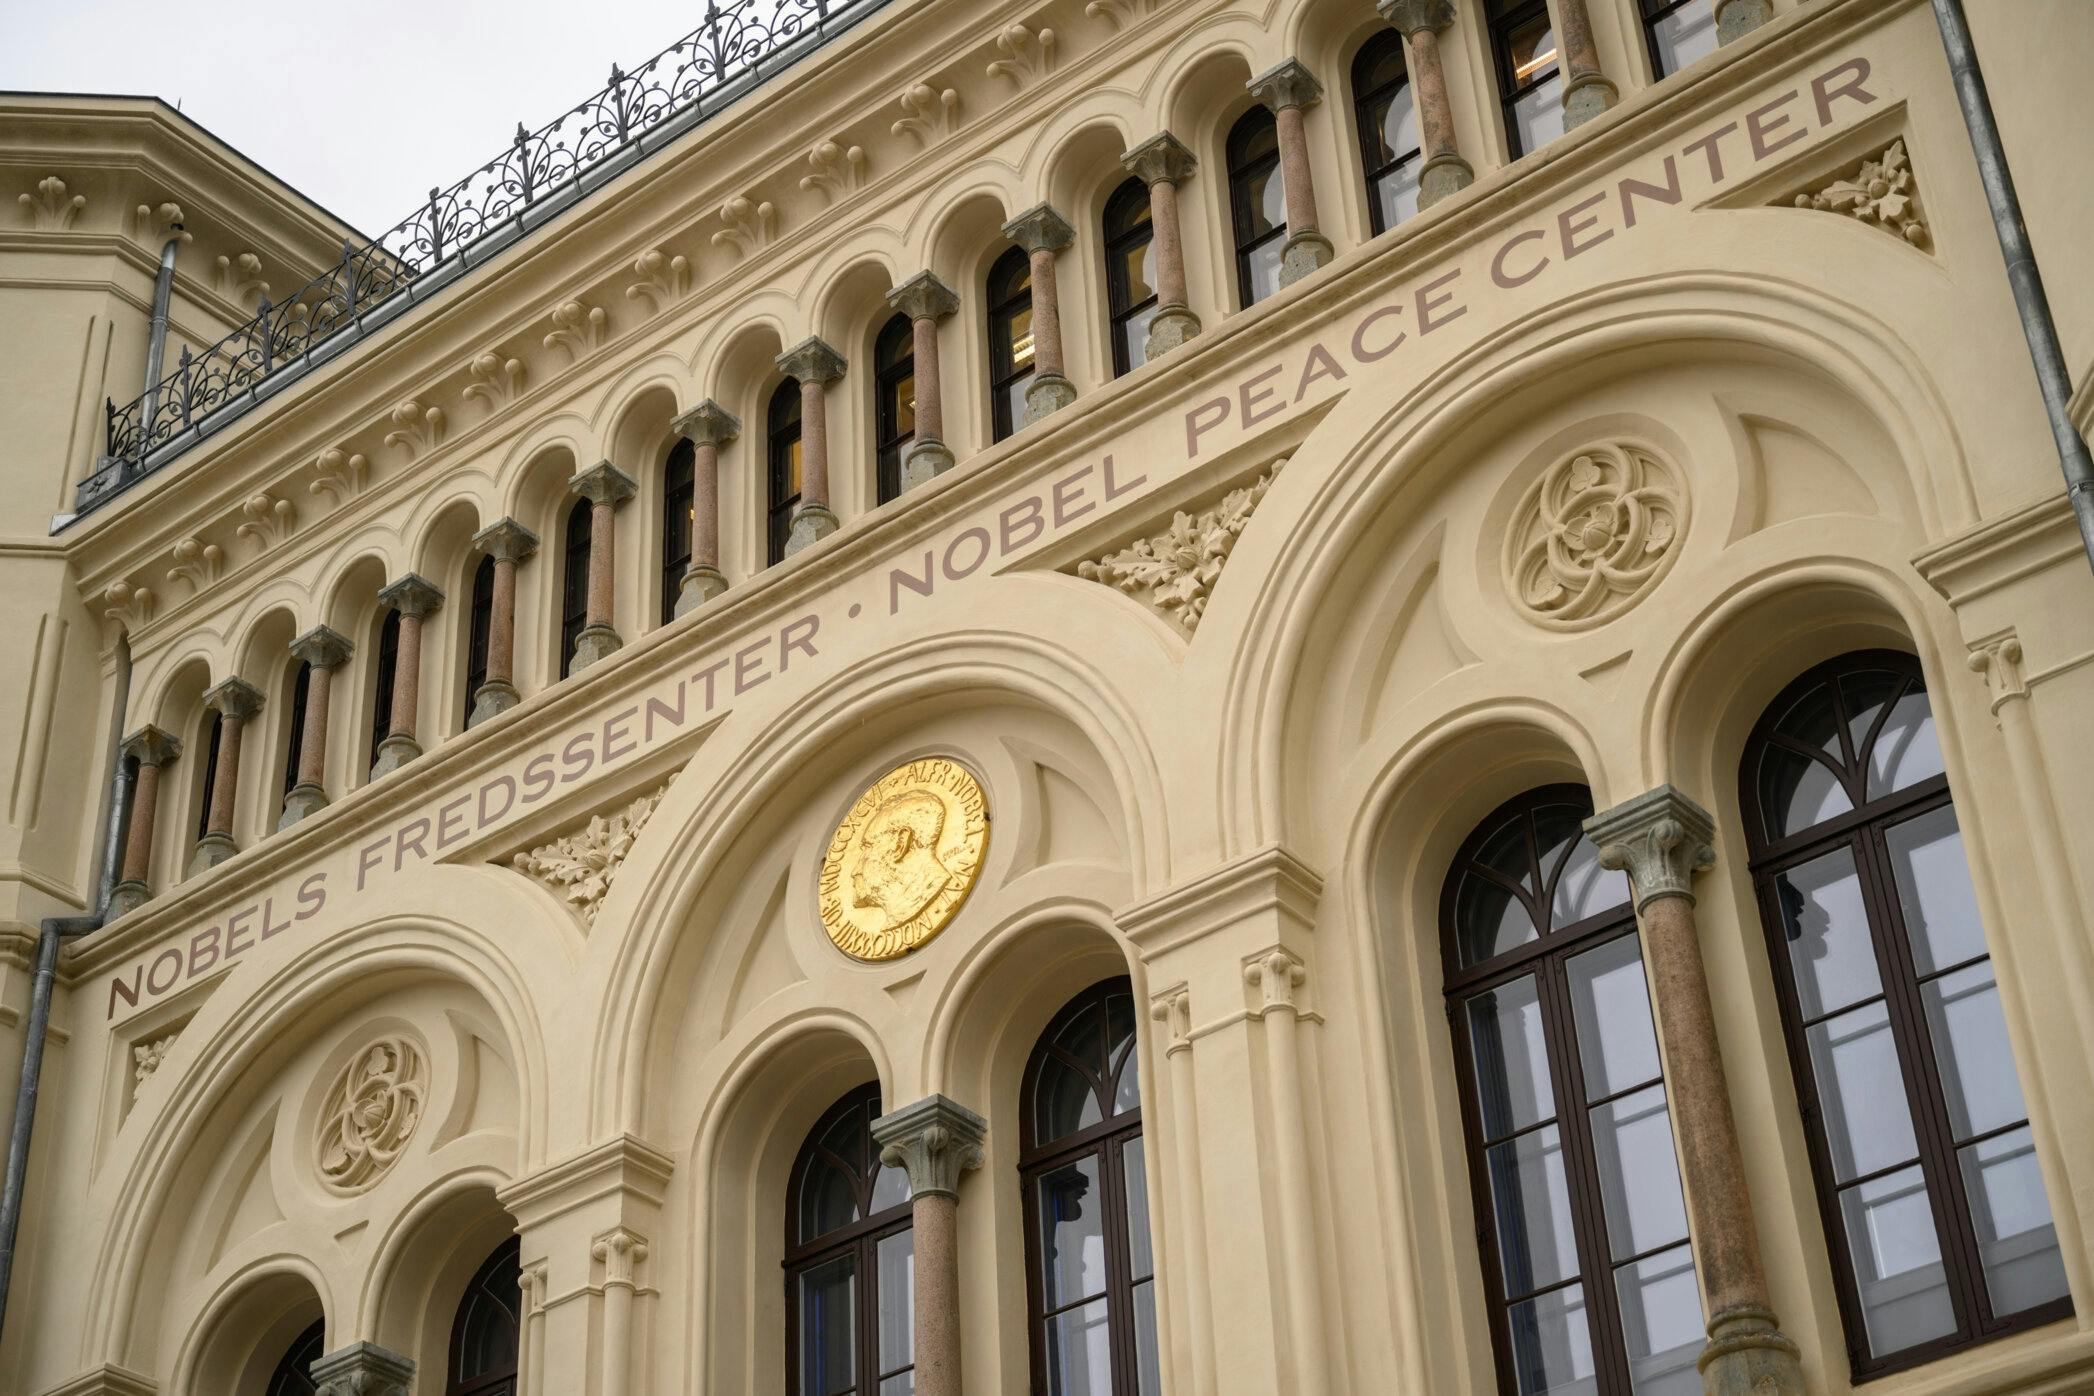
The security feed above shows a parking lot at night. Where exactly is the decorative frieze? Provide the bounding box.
[382,398,446,458]
[307,448,370,504]
[315,1036,429,1194]
[711,195,778,259]
[235,493,296,553]
[1502,442,1685,631]
[1078,459,1284,634]
[987,23,1057,86]
[801,140,869,203]
[101,581,156,634]
[510,785,668,926]
[1785,138,1928,248]
[165,537,226,597]
[18,175,86,230]
[463,352,528,414]
[130,201,188,246]
[893,83,962,149]
[213,251,271,306]
[544,299,610,363]
[624,248,693,312]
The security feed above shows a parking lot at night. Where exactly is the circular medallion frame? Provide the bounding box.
[818,757,989,962]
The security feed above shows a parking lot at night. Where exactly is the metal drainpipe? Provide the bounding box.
[134,228,183,462]
[1931,0,2094,572]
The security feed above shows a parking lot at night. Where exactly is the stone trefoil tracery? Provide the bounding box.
[1503,442,1685,630]
[1078,459,1285,634]
[315,1036,429,1195]
[510,784,668,925]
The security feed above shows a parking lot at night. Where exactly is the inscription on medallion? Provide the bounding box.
[819,758,988,961]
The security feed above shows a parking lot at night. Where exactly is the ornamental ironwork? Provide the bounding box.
[85,0,892,512]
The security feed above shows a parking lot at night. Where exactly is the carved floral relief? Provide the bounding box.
[1078,459,1284,634]
[1502,443,1686,630]
[315,1036,429,1194]
[510,785,667,925]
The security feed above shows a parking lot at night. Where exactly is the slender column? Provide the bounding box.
[1150,987,1217,1396]
[310,1341,413,1396]
[1248,60,1336,285]
[107,724,180,917]
[1122,133,1202,358]
[1000,203,1078,423]
[1714,0,1772,45]
[521,1260,549,1396]
[566,461,637,671]
[1243,948,1331,1395]
[1554,0,1619,128]
[468,518,539,726]
[595,1228,649,1396]
[186,676,263,876]
[885,273,962,491]
[1585,787,1803,1395]
[370,573,443,775]
[775,337,847,556]
[1377,0,1476,208]
[669,399,741,610]
[278,625,353,828]
[871,1094,988,1396]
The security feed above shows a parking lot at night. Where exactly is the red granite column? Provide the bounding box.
[468,518,539,724]
[279,624,353,828]
[669,400,740,610]
[1377,0,1476,208]
[1248,59,1335,285]
[1554,0,1619,129]
[107,724,181,917]
[187,676,263,875]
[884,273,961,490]
[1715,0,1771,45]
[871,1095,988,1396]
[370,573,443,775]
[566,462,637,671]
[775,338,846,555]
[1123,132,1202,357]
[1000,203,1077,423]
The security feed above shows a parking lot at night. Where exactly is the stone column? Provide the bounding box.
[1247,60,1336,285]
[186,676,262,876]
[370,573,443,776]
[1377,0,1476,208]
[885,272,962,491]
[1584,787,1803,1395]
[310,1341,413,1396]
[107,724,180,917]
[1000,203,1078,423]
[775,337,847,556]
[468,518,539,726]
[669,399,740,611]
[1122,132,1202,357]
[1555,0,1619,128]
[1715,0,1771,45]
[595,1229,649,1396]
[1243,947,1331,1396]
[566,461,637,670]
[278,625,353,829]
[520,1259,550,1396]
[871,1094,989,1396]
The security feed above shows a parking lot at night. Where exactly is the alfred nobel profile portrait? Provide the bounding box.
[850,788,960,929]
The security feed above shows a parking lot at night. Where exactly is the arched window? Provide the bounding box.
[1353,31,1422,234]
[1743,651,2068,1376]
[768,379,804,566]
[1226,107,1286,307]
[786,1083,914,1395]
[449,1236,522,1396]
[1443,786,1702,1394]
[195,709,224,840]
[1642,0,1717,79]
[1103,178,1157,376]
[465,553,495,726]
[874,313,915,505]
[282,660,312,798]
[662,437,694,624]
[368,610,400,768]
[263,1317,324,1396]
[1489,0,1563,158]
[559,498,591,677]
[1022,977,1158,1395]
[987,245,1035,442]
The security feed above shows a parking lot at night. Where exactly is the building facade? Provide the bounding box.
[3,0,2093,1391]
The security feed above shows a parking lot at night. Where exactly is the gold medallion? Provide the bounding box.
[819,757,989,961]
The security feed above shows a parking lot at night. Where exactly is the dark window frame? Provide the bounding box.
[282,660,312,798]
[661,438,695,625]
[195,709,224,841]
[465,553,496,726]
[1640,0,1714,80]
[369,609,400,768]
[1488,0,1561,159]
[263,1317,325,1396]
[559,498,592,677]
[1225,106,1285,308]
[873,313,915,504]
[1352,29,1422,236]
[447,1235,522,1396]
[1103,177,1157,377]
[768,379,803,566]
[987,245,1034,443]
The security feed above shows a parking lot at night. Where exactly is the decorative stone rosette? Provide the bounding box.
[1502,442,1686,630]
[315,1036,429,1194]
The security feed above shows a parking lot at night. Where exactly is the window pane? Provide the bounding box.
[1119,239,1155,307]
[1807,1000,1919,1183]
[1772,846,1881,1018]
[1589,1085,1690,1261]
[1865,689,1943,800]
[1245,236,1285,306]
[1505,1282,1596,1395]
[1550,832,1630,930]
[798,1255,856,1395]
[1885,804,1985,974]
[1036,1054,1101,1144]
[1132,1277,1162,1396]
[1112,1042,1142,1117]
[1007,303,1036,373]
[889,370,916,439]
[1486,1123,1581,1298]
[1649,3,1718,77]
[1373,162,1422,230]
[1757,747,1852,839]
[1467,976,1555,1138]
[1244,164,1284,239]
[1838,1166,1957,1359]
[1921,962,2027,1142]
[1123,1134,1154,1280]
[1613,1244,1702,1394]
[877,1229,915,1372]
[1958,1125,2068,1318]
[1458,867,1540,965]
[871,1159,912,1214]
[881,1375,916,1396]
[1511,71,1565,155]
[1042,1297,1115,1396]
[800,1156,860,1243]
[1118,302,1158,373]
[1037,1156,1109,1309]
[1566,934,1659,1100]
[1376,83,1421,164]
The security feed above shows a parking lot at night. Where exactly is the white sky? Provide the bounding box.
[1,0,719,235]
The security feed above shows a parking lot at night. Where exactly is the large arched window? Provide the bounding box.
[263,1317,324,1396]
[661,437,694,624]
[449,1236,522,1396]
[987,245,1035,442]
[465,553,494,727]
[1353,31,1422,234]
[1489,0,1563,158]
[786,1083,914,1395]
[1443,786,1702,1394]
[1743,651,2068,1376]
[1226,107,1285,308]
[281,660,312,799]
[1021,977,1158,1395]
[1103,178,1157,376]
[559,498,591,677]
[874,313,915,505]
[769,379,804,565]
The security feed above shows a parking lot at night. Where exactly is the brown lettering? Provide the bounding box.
[357,836,388,892]
[1683,121,1739,183]
[521,752,557,805]
[395,817,431,871]
[108,966,142,1019]
[644,685,687,741]
[1491,228,1550,288]
[601,707,638,764]
[263,893,295,938]
[1185,397,1230,457]
[1558,190,1613,259]
[692,657,729,709]
[733,638,769,694]
[1052,467,1096,526]
[146,947,182,996]
[225,907,256,958]
[1811,57,1876,127]
[780,614,820,670]
[478,775,518,826]
[1295,342,1347,400]
[1415,267,1467,335]
[1746,90,1805,160]
[1619,156,1682,229]
[1239,362,1285,427]
[188,926,221,978]
[1000,495,1046,553]
[1102,454,1146,501]
[560,731,596,783]
[1349,303,1406,361]
[890,552,936,613]
[295,871,327,920]
[944,527,992,581]
[436,792,473,850]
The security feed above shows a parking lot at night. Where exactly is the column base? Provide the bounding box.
[1145,303,1202,358]
[310,1340,415,1396]
[467,678,521,728]
[278,782,329,830]
[1418,152,1475,209]
[1278,230,1335,287]
[107,879,151,919]
[570,623,624,672]
[369,731,423,778]
[1562,72,1619,129]
[1023,372,1077,425]
[1716,0,1772,43]
[784,504,840,557]
[1699,1304,1803,1395]
[185,831,237,878]
[900,439,957,494]
[673,564,730,616]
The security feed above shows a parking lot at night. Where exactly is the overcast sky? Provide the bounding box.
[2,0,720,235]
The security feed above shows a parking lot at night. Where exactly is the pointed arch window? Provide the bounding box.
[282,660,312,798]
[1743,651,2068,1376]
[1443,786,1702,1394]
[874,313,916,505]
[464,554,496,727]
[1104,178,1157,376]
[662,438,695,624]
[769,379,804,565]
[987,245,1035,442]
[1354,30,1422,234]
[368,609,400,768]
[1226,107,1286,307]
[559,498,591,677]
[1489,0,1564,157]
[263,1317,324,1396]
[1021,977,1158,1395]
[787,1083,915,1395]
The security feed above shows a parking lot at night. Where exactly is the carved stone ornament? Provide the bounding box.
[893,84,961,148]
[1078,459,1283,634]
[1788,138,1928,248]
[315,1036,429,1194]
[819,758,988,961]
[19,175,87,230]
[133,1032,180,1088]
[1502,442,1686,631]
[1583,784,1717,910]
[511,785,666,925]
[871,1093,988,1199]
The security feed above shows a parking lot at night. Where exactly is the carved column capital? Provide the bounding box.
[202,675,264,721]
[568,460,638,508]
[1584,784,1717,910]
[592,1226,651,1286]
[1376,0,1455,36]
[887,270,961,322]
[1123,131,1198,187]
[871,1093,987,1200]
[775,336,847,384]
[289,624,354,670]
[120,723,181,767]
[1149,983,1193,1053]
[1001,202,1074,254]
[1248,58,1324,112]
[1243,945,1307,1012]
[309,1341,414,1396]
[472,517,541,563]
[670,398,743,447]
[376,572,444,618]
[1967,631,2028,713]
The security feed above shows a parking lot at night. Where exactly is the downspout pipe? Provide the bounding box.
[1931,0,2094,573]
[134,227,182,465]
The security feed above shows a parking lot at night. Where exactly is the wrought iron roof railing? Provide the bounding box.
[76,0,893,518]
